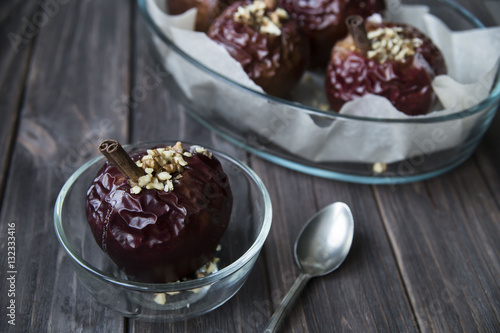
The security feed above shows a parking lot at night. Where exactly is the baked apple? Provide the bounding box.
[325,16,447,115]
[279,0,385,67]
[207,0,310,97]
[85,141,233,283]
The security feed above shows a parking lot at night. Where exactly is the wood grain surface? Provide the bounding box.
[0,0,499,332]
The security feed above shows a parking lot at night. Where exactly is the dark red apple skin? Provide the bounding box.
[279,0,386,68]
[167,0,236,32]
[207,1,310,98]
[85,147,233,283]
[325,22,447,116]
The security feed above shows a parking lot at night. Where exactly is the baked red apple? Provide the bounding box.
[207,0,310,97]
[279,0,385,67]
[166,0,236,32]
[85,141,233,283]
[325,17,447,115]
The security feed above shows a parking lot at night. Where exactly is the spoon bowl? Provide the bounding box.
[263,202,354,333]
[295,202,354,276]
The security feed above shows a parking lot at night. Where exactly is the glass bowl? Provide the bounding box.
[54,141,272,321]
[137,0,500,184]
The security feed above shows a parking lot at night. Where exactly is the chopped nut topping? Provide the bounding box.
[131,186,142,194]
[157,171,171,181]
[366,26,423,63]
[153,293,167,305]
[373,162,387,174]
[233,0,289,36]
[193,146,213,158]
[128,142,211,194]
[152,251,221,305]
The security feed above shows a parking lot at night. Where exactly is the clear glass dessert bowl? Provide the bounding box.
[54,141,272,321]
[138,0,500,184]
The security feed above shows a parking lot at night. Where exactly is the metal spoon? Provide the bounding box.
[262,202,354,333]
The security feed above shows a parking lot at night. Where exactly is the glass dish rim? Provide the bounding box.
[137,0,500,124]
[53,141,273,292]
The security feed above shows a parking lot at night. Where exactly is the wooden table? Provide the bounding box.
[1,1,499,332]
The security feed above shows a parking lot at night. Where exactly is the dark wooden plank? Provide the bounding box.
[311,178,420,332]
[373,163,500,332]
[0,0,38,205]
[474,113,500,203]
[249,161,418,332]
[242,165,317,333]
[0,0,132,331]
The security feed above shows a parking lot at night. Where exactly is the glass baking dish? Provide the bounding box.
[138,0,500,184]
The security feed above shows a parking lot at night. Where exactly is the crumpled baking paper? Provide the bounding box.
[145,0,500,163]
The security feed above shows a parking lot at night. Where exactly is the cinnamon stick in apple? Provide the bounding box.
[99,140,144,181]
[346,15,370,54]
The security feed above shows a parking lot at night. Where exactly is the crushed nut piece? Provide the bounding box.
[261,16,281,35]
[189,287,203,294]
[157,171,171,181]
[194,146,213,158]
[204,262,217,274]
[130,186,142,194]
[138,174,152,187]
[164,180,174,192]
[153,293,167,305]
[373,162,387,174]
[173,141,183,154]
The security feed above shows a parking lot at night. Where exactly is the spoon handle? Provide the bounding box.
[262,273,311,333]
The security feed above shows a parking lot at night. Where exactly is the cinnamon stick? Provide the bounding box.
[346,15,370,54]
[99,140,144,181]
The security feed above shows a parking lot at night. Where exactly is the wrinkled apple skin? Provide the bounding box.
[207,1,310,98]
[85,147,233,283]
[325,22,447,115]
[280,0,385,68]
[167,0,236,32]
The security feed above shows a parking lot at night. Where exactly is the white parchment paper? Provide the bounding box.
[145,0,500,163]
